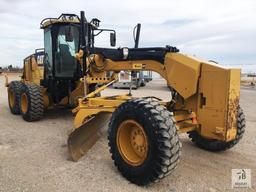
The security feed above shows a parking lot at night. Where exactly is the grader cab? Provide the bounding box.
[6,11,245,186]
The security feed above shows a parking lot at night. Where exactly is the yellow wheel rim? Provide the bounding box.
[8,90,15,108]
[116,120,148,166]
[21,93,28,114]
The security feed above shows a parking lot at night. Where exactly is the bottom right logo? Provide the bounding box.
[232,169,252,188]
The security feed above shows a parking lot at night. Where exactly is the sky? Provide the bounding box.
[0,0,256,72]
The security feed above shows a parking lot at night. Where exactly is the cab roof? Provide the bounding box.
[40,13,80,29]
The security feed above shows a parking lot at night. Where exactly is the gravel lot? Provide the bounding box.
[0,74,255,192]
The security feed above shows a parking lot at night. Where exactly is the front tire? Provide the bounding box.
[188,106,245,151]
[20,83,44,122]
[108,98,181,185]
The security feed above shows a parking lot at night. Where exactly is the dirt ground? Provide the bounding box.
[0,74,255,192]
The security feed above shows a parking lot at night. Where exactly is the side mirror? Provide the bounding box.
[65,26,73,42]
[110,32,116,47]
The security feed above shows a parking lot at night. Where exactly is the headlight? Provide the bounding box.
[122,47,129,60]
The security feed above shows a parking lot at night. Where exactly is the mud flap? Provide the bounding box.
[68,113,111,161]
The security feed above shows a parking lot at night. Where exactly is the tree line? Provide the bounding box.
[0,65,23,73]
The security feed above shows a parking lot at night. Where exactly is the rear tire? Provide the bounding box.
[8,81,23,114]
[188,106,245,151]
[108,98,181,185]
[20,83,44,122]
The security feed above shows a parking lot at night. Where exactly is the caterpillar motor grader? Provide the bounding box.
[6,11,245,186]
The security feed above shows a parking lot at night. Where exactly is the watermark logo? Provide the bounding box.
[232,169,251,188]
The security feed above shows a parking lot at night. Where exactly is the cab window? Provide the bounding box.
[54,25,79,77]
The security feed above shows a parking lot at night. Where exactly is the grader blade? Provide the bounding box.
[68,113,111,161]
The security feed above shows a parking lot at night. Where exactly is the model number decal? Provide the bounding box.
[132,64,145,69]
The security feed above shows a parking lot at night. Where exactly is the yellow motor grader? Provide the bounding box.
[6,11,245,186]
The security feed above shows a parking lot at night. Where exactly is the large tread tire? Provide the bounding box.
[108,98,181,186]
[20,83,44,122]
[8,81,23,115]
[188,106,245,151]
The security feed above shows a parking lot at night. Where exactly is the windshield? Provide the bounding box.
[55,25,79,77]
